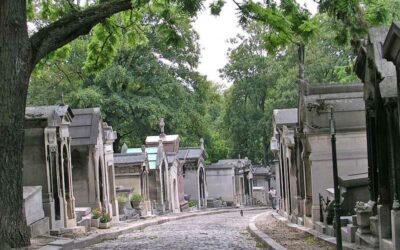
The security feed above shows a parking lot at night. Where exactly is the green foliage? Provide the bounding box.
[239,0,318,53]
[116,195,129,203]
[210,0,225,15]
[92,208,102,219]
[188,200,197,207]
[130,194,143,202]
[220,20,357,163]
[319,0,400,47]
[28,8,227,162]
[100,212,112,223]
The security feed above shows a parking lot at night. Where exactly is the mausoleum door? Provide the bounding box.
[49,147,62,222]
[375,98,392,206]
[365,102,379,203]
[199,167,205,207]
[63,145,74,219]
[98,159,104,207]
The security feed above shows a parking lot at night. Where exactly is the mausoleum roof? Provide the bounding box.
[70,108,101,146]
[25,105,74,126]
[208,159,252,169]
[273,108,298,125]
[146,135,179,144]
[178,147,205,160]
[114,153,146,165]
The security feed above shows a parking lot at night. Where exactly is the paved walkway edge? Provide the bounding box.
[39,207,266,250]
[247,211,287,250]
[271,212,375,250]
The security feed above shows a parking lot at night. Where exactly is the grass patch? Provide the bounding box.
[256,241,267,249]
[304,236,317,244]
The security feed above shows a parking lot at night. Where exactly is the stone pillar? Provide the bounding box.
[378,204,391,246]
[392,209,400,249]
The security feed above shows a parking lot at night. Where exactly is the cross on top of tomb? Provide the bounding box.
[159,118,166,138]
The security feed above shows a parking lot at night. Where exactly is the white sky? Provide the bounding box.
[193,0,318,87]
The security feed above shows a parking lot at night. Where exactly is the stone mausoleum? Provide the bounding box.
[354,25,400,249]
[69,108,118,221]
[178,138,208,209]
[207,158,253,206]
[23,105,77,232]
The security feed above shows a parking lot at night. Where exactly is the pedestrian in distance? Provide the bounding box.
[268,187,277,210]
[240,209,243,216]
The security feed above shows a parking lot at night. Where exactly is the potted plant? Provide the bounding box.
[99,212,112,229]
[130,193,143,208]
[91,208,102,228]
[117,195,128,215]
[188,200,197,211]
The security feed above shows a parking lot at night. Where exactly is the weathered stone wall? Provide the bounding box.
[184,170,198,200]
[308,131,368,221]
[206,168,235,203]
[23,128,47,192]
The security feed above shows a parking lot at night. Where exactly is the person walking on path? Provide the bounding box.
[268,187,277,210]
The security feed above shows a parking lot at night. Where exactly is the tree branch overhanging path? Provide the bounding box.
[30,0,133,66]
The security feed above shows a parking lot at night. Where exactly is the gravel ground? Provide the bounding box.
[255,212,336,250]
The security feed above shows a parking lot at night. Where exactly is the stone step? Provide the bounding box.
[314,221,326,234]
[355,231,379,248]
[50,226,87,236]
[340,215,352,226]
[381,238,394,250]
[30,217,50,237]
[341,224,358,243]
[75,207,91,222]
[77,215,91,228]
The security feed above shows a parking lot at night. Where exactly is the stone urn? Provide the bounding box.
[354,201,373,228]
[130,200,141,208]
[99,221,111,229]
[91,218,100,228]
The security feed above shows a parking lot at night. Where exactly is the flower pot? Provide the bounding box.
[99,221,111,229]
[91,218,100,228]
[118,202,127,215]
[131,201,141,208]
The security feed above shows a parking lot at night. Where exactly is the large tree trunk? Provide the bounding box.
[0,0,134,247]
[297,43,306,130]
[0,0,32,247]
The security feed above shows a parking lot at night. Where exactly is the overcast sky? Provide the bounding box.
[193,0,318,87]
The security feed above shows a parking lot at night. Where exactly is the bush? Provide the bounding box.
[117,195,128,203]
[188,200,197,207]
[100,212,112,223]
[92,208,102,219]
[130,193,143,202]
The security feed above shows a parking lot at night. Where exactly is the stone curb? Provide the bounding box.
[39,207,266,250]
[270,212,374,250]
[247,211,287,250]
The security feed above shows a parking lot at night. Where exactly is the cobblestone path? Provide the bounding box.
[85,209,266,250]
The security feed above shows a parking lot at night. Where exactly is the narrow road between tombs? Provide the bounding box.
[85,209,266,250]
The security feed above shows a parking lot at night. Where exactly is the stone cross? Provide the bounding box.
[200,138,204,150]
[61,91,65,106]
[159,118,165,137]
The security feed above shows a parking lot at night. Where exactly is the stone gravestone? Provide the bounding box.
[23,186,49,237]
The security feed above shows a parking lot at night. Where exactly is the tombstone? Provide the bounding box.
[23,186,50,237]
[23,105,77,230]
[69,108,118,221]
